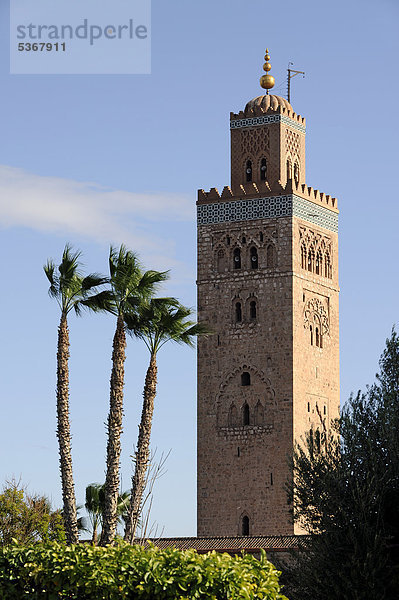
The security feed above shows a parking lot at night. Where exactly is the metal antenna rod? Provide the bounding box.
[287,63,305,104]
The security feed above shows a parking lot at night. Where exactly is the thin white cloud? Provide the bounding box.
[0,165,195,257]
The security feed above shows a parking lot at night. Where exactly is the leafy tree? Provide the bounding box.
[100,246,168,546]
[0,482,65,545]
[284,327,399,599]
[84,483,129,545]
[124,299,209,542]
[44,245,107,544]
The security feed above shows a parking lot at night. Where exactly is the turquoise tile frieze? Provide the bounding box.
[230,114,306,134]
[197,194,338,232]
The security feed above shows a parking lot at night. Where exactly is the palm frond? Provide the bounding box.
[81,274,108,292]
[80,290,116,314]
[136,270,169,299]
[58,244,82,282]
[43,260,59,299]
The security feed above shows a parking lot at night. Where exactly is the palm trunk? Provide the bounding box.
[124,353,157,543]
[100,313,126,546]
[56,313,78,545]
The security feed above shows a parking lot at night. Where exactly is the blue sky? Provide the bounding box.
[0,0,398,536]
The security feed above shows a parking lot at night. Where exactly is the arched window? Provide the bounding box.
[310,325,313,346]
[294,162,300,185]
[307,249,313,272]
[249,300,257,320]
[226,236,231,245]
[217,249,226,273]
[246,160,252,182]
[228,403,238,427]
[241,236,246,244]
[301,243,307,269]
[259,232,264,242]
[325,252,331,278]
[286,159,292,181]
[266,244,275,268]
[242,515,249,536]
[260,158,267,181]
[233,248,241,269]
[315,327,320,347]
[235,302,242,323]
[255,400,264,425]
[241,372,251,386]
[315,250,322,275]
[243,403,250,426]
[250,246,258,269]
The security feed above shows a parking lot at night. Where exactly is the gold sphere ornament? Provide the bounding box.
[260,47,275,92]
[260,74,275,90]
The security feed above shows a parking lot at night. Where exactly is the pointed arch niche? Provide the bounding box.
[216,365,276,430]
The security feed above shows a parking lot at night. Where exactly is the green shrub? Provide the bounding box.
[0,540,288,599]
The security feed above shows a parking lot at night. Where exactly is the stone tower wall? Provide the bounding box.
[197,97,339,538]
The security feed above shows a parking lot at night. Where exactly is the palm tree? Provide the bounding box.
[85,483,130,545]
[44,245,107,544]
[99,245,168,546]
[123,299,209,543]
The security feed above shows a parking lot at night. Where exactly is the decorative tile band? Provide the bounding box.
[197,194,338,232]
[230,114,306,134]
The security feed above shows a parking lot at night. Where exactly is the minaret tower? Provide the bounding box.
[197,50,339,536]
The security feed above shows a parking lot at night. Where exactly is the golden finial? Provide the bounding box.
[260,48,275,94]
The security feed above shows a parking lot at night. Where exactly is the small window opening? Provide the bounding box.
[243,403,250,426]
[237,447,240,457]
[233,248,241,269]
[217,249,226,273]
[316,250,322,275]
[259,232,264,242]
[301,244,306,269]
[260,158,267,181]
[250,300,257,320]
[286,159,292,181]
[246,160,252,182]
[242,236,246,244]
[250,246,258,269]
[294,162,300,185]
[270,473,273,486]
[307,402,310,413]
[307,250,313,272]
[226,236,231,245]
[241,372,251,386]
[325,254,331,279]
[217,334,220,346]
[303,293,305,302]
[242,515,249,536]
[310,325,313,346]
[323,405,327,415]
[235,302,242,323]
[315,327,320,347]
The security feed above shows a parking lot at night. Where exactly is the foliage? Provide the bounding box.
[0,540,288,600]
[284,327,399,599]
[44,244,108,318]
[84,483,130,544]
[125,298,210,355]
[0,483,65,546]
